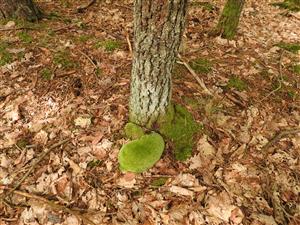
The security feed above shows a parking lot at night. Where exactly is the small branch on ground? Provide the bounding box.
[6,138,71,195]
[177,55,214,96]
[260,50,284,102]
[262,128,300,153]
[126,33,133,57]
[0,27,37,32]
[0,187,96,225]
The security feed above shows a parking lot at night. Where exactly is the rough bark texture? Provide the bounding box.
[214,0,244,39]
[0,0,42,21]
[130,0,188,127]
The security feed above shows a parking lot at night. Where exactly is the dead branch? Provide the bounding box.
[0,187,96,225]
[262,128,300,152]
[260,50,284,102]
[7,138,70,195]
[177,55,214,96]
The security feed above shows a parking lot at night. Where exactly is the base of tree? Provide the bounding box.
[0,0,43,21]
[157,104,201,161]
[210,0,245,40]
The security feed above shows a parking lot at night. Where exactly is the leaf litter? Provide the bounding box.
[0,0,300,224]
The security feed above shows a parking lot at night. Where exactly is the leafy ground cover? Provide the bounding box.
[0,0,300,224]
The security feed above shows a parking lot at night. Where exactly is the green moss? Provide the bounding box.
[183,97,201,110]
[95,67,102,77]
[77,35,91,43]
[214,0,244,39]
[53,50,77,69]
[158,104,200,161]
[87,159,102,169]
[272,0,300,11]
[40,68,52,80]
[94,40,122,52]
[292,64,300,74]
[189,58,213,74]
[150,177,168,187]
[18,31,33,44]
[226,76,247,91]
[0,42,13,66]
[276,42,300,53]
[16,139,29,149]
[287,89,298,100]
[118,133,165,173]
[124,122,144,140]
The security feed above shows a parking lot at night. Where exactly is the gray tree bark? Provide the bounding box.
[0,0,42,21]
[130,0,188,127]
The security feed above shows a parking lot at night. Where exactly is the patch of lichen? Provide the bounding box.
[158,104,200,161]
[124,122,144,140]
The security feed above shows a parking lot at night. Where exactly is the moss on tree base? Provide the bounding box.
[158,104,201,161]
[211,0,245,40]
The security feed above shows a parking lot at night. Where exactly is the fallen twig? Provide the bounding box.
[1,187,96,225]
[0,27,37,32]
[260,50,284,102]
[7,138,70,195]
[262,128,300,152]
[126,33,133,56]
[78,50,98,69]
[177,55,213,96]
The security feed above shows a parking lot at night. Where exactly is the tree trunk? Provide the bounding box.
[213,0,245,39]
[0,0,42,21]
[130,0,188,127]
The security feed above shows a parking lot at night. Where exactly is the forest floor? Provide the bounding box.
[0,0,300,224]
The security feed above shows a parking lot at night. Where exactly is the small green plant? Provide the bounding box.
[40,68,52,80]
[287,90,297,100]
[227,76,248,91]
[292,64,300,74]
[276,42,300,53]
[189,58,213,74]
[95,67,102,77]
[0,42,13,66]
[16,139,29,149]
[95,40,122,52]
[18,32,33,44]
[77,35,90,43]
[272,0,300,12]
[53,50,77,69]
[87,159,102,169]
[150,177,168,187]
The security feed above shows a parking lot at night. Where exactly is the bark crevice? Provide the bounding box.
[130,0,188,127]
[0,0,42,21]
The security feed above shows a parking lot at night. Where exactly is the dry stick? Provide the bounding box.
[126,33,133,56]
[78,50,98,69]
[260,50,284,102]
[0,27,37,32]
[262,128,300,152]
[7,138,70,195]
[177,55,213,96]
[1,187,96,225]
